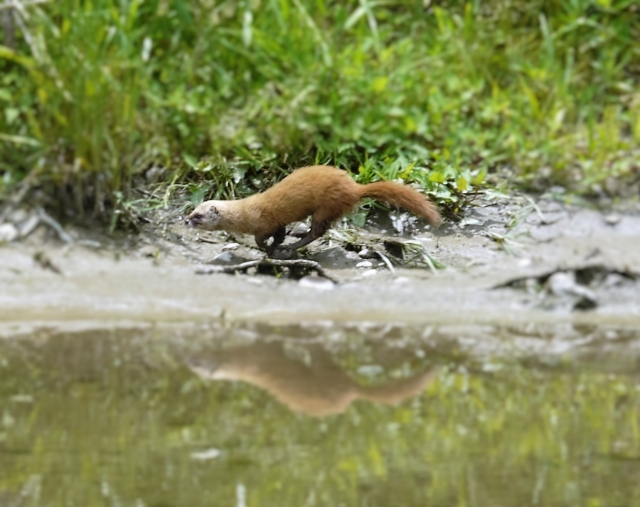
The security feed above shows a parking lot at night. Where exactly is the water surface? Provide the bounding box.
[1,323,639,506]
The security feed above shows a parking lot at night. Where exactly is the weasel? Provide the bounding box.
[186,165,441,256]
[189,342,439,417]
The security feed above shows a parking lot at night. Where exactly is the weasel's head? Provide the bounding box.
[185,200,225,230]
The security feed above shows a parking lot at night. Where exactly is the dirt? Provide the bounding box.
[1,193,639,332]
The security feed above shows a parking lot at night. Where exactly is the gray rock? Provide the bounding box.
[311,247,357,269]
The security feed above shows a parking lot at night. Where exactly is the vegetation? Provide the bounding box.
[0,0,638,222]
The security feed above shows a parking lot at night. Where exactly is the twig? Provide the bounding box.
[196,257,337,282]
[196,235,218,245]
[37,208,73,243]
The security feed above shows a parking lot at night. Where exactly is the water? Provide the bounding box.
[1,323,640,506]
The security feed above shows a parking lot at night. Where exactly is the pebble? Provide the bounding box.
[356,260,373,269]
[0,223,19,242]
[603,214,621,226]
[358,248,377,259]
[547,272,577,296]
[298,276,335,291]
[222,243,240,251]
[547,271,597,308]
[360,269,378,277]
[211,251,245,265]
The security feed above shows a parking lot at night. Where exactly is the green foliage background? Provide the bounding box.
[0,0,638,217]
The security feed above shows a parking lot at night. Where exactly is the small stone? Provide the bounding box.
[210,251,245,265]
[517,258,533,267]
[358,248,378,259]
[547,272,576,296]
[356,260,373,269]
[361,269,378,277]
[546,271,597,310]
[222,242,240,251]
[603,273,626,288]
[298,276,335,291]
[603,214,621,226]
[0,223,19,242]
[344,251,360,261]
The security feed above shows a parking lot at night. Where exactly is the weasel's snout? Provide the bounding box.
[185,213,202,227]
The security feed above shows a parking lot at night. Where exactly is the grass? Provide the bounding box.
[0,0,638,224]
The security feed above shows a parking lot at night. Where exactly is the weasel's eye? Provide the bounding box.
[192,213,203,220]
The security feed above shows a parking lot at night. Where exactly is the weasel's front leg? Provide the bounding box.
[255,227,286,256]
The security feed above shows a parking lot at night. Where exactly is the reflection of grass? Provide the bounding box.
[0,1,638,223]
[1,329,639,506]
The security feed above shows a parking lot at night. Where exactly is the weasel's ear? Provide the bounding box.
[211,206,218,215]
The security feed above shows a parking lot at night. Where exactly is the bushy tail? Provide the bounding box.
[360,181,442,226]
[357,368,440,405]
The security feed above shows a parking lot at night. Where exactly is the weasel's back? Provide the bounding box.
[258,166,360,225]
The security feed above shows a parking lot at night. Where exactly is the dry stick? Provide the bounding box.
[38,208,73,244]
[196,258,337,283]
[196,235,218,245]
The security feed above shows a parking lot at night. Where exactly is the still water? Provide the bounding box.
[1,322,639,506]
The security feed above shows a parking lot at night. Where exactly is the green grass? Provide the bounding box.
[0,0,638,222]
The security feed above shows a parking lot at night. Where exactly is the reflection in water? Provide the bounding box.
[1,323,640,507]
[189,342,438,417]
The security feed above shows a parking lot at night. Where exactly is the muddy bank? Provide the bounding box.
[1,195,639,330]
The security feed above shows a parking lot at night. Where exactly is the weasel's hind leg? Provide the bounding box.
[278,211,340,253]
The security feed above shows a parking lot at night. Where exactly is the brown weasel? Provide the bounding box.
[186,165,441,256]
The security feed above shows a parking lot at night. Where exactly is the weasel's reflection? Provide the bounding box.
[189,341,438,417]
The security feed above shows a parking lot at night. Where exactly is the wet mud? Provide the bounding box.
[1,195,638,329]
